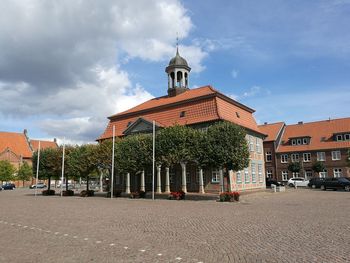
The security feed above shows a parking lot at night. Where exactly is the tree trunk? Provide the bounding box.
[22,180,25,188]
[86,176,89,191]
[48,177,51,191]
[65,178,68,191]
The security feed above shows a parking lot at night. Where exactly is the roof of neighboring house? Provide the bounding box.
[258,122,285,142]
[277,117,350,153]
[99,85,263,139]
[0,131,33,158]
[31,140,58,151]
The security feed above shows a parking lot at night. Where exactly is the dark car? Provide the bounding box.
[308,177,327,189]
[320,177,350,191]
[2,183,15,190]
[266,178,283,187]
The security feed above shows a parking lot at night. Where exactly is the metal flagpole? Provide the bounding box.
[111,125,115,199]
[35,141,41,197]
[152,121,155,200]
[60,138,66,197]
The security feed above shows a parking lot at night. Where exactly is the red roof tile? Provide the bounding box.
[258,122,285,141]
[0,131,32,158]
[99,85,262,140]
[277,118,350,153]
[31,140,58,151]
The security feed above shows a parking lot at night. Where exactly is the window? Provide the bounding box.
[266,152,272,162]
[291,153,299,162]
[236,171,242,183]
[244,168,249,183]
[281,154,288,163]
[186,171,191,184]
[249,136,254,151]
[195,170,200,183]
[251,163,256,183]
[345,134,350,141]
[258,164,263,182]
[319,169,328,178]
[336,134,343,141]
[333,168,342,178]
[169,170,175,184]
[305,170,313,179]
[303,153,311,162]
[211,170,220,183]
[180,111,186,117]
[292,172,299,178]
[255,138,261,153]
[302,138,308,145]
[266,170,272,178]
[199,127,208,133]
[291,139,296,145]
[282,171,288,181]
[331,151,341,160]
[297,139,302,145]
[317,152,326,161]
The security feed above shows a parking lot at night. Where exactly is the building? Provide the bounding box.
[0,129,58,186]
[259,118,350,182]
[99,48,266,194]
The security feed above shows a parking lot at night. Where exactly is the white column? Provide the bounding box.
[180,162,187,193]
[140,170,145,192]
[125,173,131,194]
[156,165,162,193]
[99,170,103,192]
[199,168,205,194]
[165,167,170,193]
[219,169,224,193]
[168,74,171,89]
[175,70,178,87]
[228,170,234,192]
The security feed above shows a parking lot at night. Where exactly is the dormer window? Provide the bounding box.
[297,138,301,145]
[180,111,186,117]
[292,139,296,145]
[302,138,308,144]
[345,134,350,141]
[336,134,343,141]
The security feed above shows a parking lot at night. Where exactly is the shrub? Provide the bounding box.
[106,190,122,198]
[129,191,146,199]
[80,190,94,197]
[62,190,74,196]
[219,191,240,202]
[169,190,186,200]
[42,189,55,196]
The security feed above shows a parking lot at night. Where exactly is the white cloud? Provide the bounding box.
[0,0,206,143]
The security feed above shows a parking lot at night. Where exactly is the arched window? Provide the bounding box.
[176,71,183,87]
[170,72,175,89]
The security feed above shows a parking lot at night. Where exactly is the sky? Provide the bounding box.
[1,0,349,144]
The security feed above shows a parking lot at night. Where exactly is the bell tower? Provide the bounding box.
[165,45,191,97]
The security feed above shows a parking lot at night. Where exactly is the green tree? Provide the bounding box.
[0,160,16,184]
[288,162,301,174]
[191,129,210,169]
[32,148,61,191]
[347,149,350,167]
[206,121,250,171]
[312,161,325,176]
[17,162,33,187]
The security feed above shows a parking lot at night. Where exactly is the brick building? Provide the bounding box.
[259,118,350,182]
[99,48,266,194]
[0,129,58,186]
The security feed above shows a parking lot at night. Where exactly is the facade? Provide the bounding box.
[0,129,58,186]
[259,118,350,182]
[99,49,266,194]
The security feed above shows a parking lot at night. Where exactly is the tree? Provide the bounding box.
[0,160,16,184]
[347,149,350,167]
[206,121,250,172]
[32,148,61,191]
[17,162,33,187]
[312,161,325,176]
[288,162,301,174]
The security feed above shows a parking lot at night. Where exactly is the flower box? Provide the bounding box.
[168,190,186,200]
[219,191,240,202]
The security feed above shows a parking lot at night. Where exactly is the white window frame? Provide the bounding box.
[317,152,326,161]
[244,168,250,183]
[292,172,299,178]
[281,154,288,163]
[333,168,342,178]
[266,170,272,178]
[336,134,343,141]
[302,138,308,145]
[236,171,242,183]
[303,153,311,162]
[258,164,263,182]
[291,139,296,145]
[291,153,299,162]
[255,138,261,153]
[331,151,341,161]
[211,170,220,183]
[282,171,288,181]
[266,151,272,162]
[251,163,256,183]
[305,170,313,179]
[319,169,327,178]
[344,134,350,141]
[249,136,254,152]
[297,139,302,145]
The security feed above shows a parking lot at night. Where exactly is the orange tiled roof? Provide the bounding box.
[277,118,350,153]
[31,140,58,151]
[0,131,32,158]
[99,85,262,139]
[258,122,285,141]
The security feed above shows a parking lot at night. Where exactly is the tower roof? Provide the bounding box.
[168,47,189,67]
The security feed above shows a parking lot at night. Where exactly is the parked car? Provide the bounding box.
[2,183,15,190]
[29,183,47,189]
[266,178,283,187]
[287,177,309,187]
[308,177,327,189]
[320,177,350,191]
[0,185,2,191]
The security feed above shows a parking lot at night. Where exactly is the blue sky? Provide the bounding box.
[0,0,349,143]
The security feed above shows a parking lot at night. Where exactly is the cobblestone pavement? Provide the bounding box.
[0,188,349,263]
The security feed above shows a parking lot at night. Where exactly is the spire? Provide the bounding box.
[176,33,179,55]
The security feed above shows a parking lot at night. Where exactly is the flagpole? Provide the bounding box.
[35,141,41,197]
[111,125,115,199]
[60,138,65,197]
[152,120,155,200]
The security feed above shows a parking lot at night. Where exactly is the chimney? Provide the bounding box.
[23,129,28,135]
[298,121,303,125]
[54,138,57,143]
